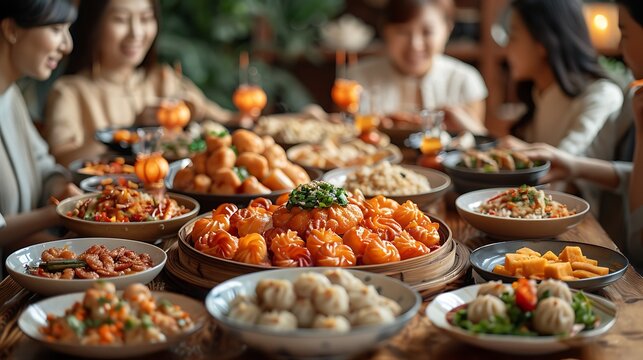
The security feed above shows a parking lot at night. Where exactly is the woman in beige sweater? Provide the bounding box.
[45,0,234,166]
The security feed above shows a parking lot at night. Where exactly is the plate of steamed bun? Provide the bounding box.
[205,268,421,359]
[426,279,616,355]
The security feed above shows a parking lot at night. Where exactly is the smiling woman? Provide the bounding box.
[44,0,238,166]
[0,0,83,253]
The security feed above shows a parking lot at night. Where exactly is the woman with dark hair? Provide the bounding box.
[0,0,82,248]
[44,0,235,166]
[513,0,643,267]
[348,0,488,134]
[504,0,623,157]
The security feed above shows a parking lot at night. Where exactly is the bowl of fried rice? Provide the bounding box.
[455,186,589,239]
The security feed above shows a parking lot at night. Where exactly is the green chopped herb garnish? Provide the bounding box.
[233,166,250,182]
[66,315,86,337]
[141,314,154,329]
[209,129,229,138]
[286,181,349,210]
[572,292,596,329]
[188,138,206,153]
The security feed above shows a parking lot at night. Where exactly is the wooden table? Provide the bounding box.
[2,197,642,360]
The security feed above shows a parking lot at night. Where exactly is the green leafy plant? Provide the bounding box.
[157,0,344,113]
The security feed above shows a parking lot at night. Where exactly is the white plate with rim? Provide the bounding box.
[455,188,589,239]
[426,284,617,355]
[205,268,421,359]
[6,238,166,296]
[19,290,207,358]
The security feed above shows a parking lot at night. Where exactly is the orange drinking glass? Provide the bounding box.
[331,79,362,113]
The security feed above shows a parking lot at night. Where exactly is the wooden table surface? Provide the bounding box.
[1,196,642,360]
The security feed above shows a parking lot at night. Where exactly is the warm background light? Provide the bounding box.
[593,13,609,31]
[583,3,620,52]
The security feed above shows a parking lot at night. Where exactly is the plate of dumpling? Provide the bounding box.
[205,268,421,359]
[427,279,616,355]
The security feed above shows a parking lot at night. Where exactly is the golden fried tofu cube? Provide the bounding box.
[514,267,524,277]
[571,262,609,276]
[582,257,598,266]
[558,246,585,263]
[504,253,531,273]
[560,275,578,281]
[544,262,573,279]
[493,264,513,276]
[541,251,559,261]
[573,270,600,279]
[516,247,542,257]
[522,257,547,278]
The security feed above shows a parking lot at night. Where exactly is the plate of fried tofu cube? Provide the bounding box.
[469,240,629,290]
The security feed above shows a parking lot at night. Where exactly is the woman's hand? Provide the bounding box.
[497,135,530,150]
[518,143,578,183]
[441,105,487,135]
[53,183,83,202]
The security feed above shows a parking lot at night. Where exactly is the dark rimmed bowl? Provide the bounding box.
[469,239,629,290]
[442,151,550,193]
[165,159,323,212]
[68,155,136,186]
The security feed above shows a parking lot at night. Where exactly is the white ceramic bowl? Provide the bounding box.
[19,290,206,358]
[6,238,166,296]
[455,188,590,239]
[205,268,421,359]
[322,164,451,208]
[426,284,617,355]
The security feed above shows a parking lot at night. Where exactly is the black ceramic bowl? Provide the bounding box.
[442,151,550,194]
[79,174,142,193]
[68,155,136,186]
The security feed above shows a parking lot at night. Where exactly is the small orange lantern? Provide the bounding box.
[233,85,267,117]
[331,79,361,113]
[135,153,169,185]
[157,99,191,131]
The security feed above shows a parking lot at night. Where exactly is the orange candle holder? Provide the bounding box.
[233,85,268,117]
[135,153,169,199]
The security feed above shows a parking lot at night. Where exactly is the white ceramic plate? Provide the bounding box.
[6,238,166,296]
[322,164,451,208]
[19,290,207,358]
[455,188,589,239]
[206,268,421,359]
[426,284,617,355]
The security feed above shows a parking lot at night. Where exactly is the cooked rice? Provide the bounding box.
[344,162,431,196]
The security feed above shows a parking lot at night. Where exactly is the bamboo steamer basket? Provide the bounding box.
[171,212,456,288]
[164,238,468,299]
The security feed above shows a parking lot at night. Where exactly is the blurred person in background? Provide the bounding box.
[501,0,623,157]
[511,0,643,268]
[350,0,488,135]
[45,0,239,166]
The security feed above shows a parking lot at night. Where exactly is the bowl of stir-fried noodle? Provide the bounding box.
[455,187,589,239]
[57,189,199,242]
